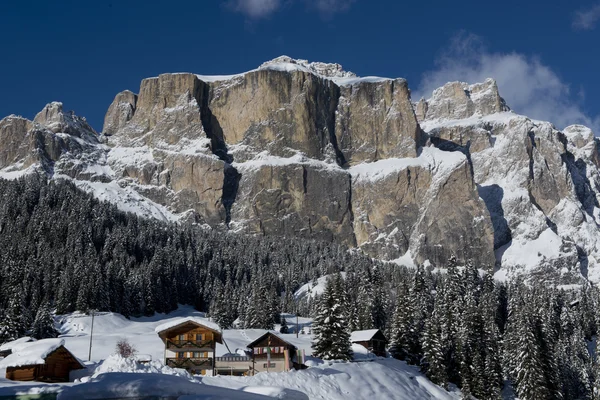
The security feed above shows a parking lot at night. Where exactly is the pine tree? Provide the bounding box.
[421,300,447,388]
[389,281,415,361]
[31,302,59,339]
[312,273,353,361]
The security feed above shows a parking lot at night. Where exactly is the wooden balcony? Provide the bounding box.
[166,357,213,369]
[166,340,214,350]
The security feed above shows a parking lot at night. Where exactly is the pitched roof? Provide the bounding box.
[350,329,381,342]
[0,339,83,368]
[154,317,222,335]
[246,331,297,350]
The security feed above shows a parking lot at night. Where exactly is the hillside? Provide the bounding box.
[0,307,459,400]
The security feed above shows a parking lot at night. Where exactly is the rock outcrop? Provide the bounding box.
[2,57,599,282]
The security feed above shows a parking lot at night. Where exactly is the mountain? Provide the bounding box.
[1,56,598,283]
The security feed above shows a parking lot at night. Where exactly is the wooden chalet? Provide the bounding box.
[0,339,85,382]
[350,329,387,357]
[246,332,297,375]
[155,317,223,376]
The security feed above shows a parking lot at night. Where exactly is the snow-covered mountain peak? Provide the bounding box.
[258,55,357,79]
[33,101,98,140]
[564,124,595,148]
[415,78,510,123]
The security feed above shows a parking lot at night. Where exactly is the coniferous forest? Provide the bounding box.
[1,175,599,399]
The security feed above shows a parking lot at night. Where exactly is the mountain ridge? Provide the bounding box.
[1,56,598,283]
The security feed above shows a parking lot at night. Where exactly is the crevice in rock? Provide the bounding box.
[477,184,512,250]
[199,82,240,226]
[576,245,589,279]
[326,84,348,167]
[526,130,536,182]
[222,164,240,225]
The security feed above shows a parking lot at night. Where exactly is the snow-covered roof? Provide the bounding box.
[0,337,36,352]
[0,338,74,368]
[154,317,222,335]
[246,331,296,349]
[350,329,381,342]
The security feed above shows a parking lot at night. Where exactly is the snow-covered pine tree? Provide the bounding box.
[421,298,447,388]
[388,280,415,361]
[30,302,58,339]
[312,273,353,361]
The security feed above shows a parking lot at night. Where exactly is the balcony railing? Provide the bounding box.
[166,357,213,369]
[166,340,214,349]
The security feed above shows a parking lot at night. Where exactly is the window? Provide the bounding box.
[263,363,276,368]
[177,352,185,359]
[178,334,185,341]
[193,352,201,358]
[196,333,203,341]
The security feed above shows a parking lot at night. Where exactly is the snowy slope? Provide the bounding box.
[0,306,459,400]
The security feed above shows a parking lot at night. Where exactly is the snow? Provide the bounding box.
[350,329,380,343]
[293,272,347,300]
[155,316,222,334]
[233,151,338,172]
[0,337,35,353]
[419,111,519,132]
[349,146,466,182]
[204,359,459,400]
[351,344,377,361]
[67,177,179,222]
[196,56,396,88]
[0,306,458,399]
[0,339,73,368]
[58,372,272,400]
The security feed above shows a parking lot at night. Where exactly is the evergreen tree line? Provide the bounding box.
[310,257,600,400]
[1,176,599,399]
[0,175,376,339]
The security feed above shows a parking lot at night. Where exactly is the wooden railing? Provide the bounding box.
[166,340,214,349]
[166,357,213,368]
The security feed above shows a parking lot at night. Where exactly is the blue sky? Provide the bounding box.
[1,0,599,132]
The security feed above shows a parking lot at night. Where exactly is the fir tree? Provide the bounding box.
[312,273,353,361]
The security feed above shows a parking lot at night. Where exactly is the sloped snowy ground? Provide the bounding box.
[0,306,459,399]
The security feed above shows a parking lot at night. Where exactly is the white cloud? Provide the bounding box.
[573,3,600,30]
[416,32,600,133]
[226,0,281,18]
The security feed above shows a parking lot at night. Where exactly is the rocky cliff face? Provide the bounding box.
[2,56,598,283]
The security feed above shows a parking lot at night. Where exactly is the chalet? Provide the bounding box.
[350,329,387,357]
[0,337,35,358]
[155,317,223,376]
[0,339,85,382]
[246,332,297,375]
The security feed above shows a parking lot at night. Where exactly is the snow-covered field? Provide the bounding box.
[0,306,459,399]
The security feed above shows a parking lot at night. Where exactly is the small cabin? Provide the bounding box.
[0,339,84,382]
[246,332,297,375]
[155,317,223,376]
[350,329,387,357]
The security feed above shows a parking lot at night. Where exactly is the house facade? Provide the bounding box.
[155,317,223,376]
[246,332,297,375]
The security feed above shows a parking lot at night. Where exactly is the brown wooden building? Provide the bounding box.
[155,317,223,376]
[246,332,297,375]
[0,339,84,382]
[350,329,387,357]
